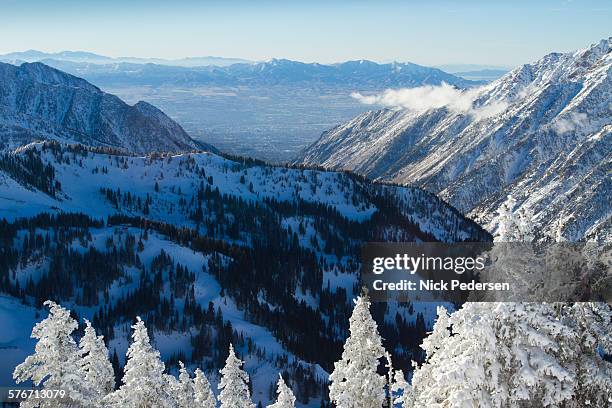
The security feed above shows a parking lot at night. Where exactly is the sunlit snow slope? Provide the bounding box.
[0,62,215,154]
[298,38,612,241]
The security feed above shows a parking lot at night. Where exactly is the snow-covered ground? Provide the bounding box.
[0,295,42,386]
[1,226,327,406]
[0,142,487,406]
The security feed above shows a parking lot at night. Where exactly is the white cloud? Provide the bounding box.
[351,82,508,120]
[552,112,589,134]
[471,101,509,121]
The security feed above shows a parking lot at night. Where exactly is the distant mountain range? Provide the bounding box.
[297,38,612,241]
[435,63,510,72]
[435,64,510,81]
[0,52,480,88]
[0,61,216,154]
[451,69,509,81]
[0,51,509,84]
[0,50,250,67]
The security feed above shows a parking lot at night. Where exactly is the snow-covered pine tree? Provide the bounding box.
[410,304,493,406]
[410,302,612,406]
[193,368,216,408]
[495,195,534,242]
[483,194,542,302]
[329,294,386,408]
[13,300,88,407]
[164,374,181,408]
[558,302,612,407]
[79,319,115,405]
[267,374,296,408]
[104,317,174,407]
[496,194,611,405]
[172,361,196,408]
[410,204,568,406]
[391,370,413,408]
[218,344,255,408]
[433,198,612,406]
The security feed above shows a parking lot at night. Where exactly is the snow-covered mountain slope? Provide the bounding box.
[0,141,489,405]
[0,229,325,407]
[297,38,612,241]
[0,141,489,241]
[0,62,216,154]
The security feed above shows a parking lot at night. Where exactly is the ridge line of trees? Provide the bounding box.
[15,292,611,407]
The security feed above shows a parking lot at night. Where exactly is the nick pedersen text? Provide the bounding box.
[372,279,510,292]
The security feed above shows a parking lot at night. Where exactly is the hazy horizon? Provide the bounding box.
[0,49,517,70]
[1,0,610,67]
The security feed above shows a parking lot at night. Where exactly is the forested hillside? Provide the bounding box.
[0,141,489,406]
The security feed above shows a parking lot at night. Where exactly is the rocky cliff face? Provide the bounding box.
[297,38,612,241]
[0,62,216,154]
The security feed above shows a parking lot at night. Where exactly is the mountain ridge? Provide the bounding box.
[0,61,216,154]
[1,51,483,88]
[6,57,481,88]
[0,50,250,67]
[296,37,612,241]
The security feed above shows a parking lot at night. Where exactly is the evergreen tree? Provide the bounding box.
[408,196,612,406]
[13,300,88,407]
[495,194,534,242]
[174,361,196,408]
[193,368,216,408]
[267,374,296,408]
[164,374,181,408]
[79,319,115,405]
[391,370,413,408]
[218,344,255,408]
[410,303,612,407]
[329,294,386,408]
[553,302,612,407]
[104,317,174,407]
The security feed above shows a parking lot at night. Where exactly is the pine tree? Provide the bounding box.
[104,317,174,407]
[410,302,612,407]
[79,319,115,406]
[193,368,216,408]
[329,294,386,408]
[13,300,88,407]
[164,374,181,407]
[174,361,196,408]
[407,197,612,406]
[495,195,534,242]
[218,344,255,408]
[556,302,612,407]
[391,370,413,407]
[267,374,296,408]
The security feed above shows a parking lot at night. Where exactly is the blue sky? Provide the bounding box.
[1,0,610,67]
